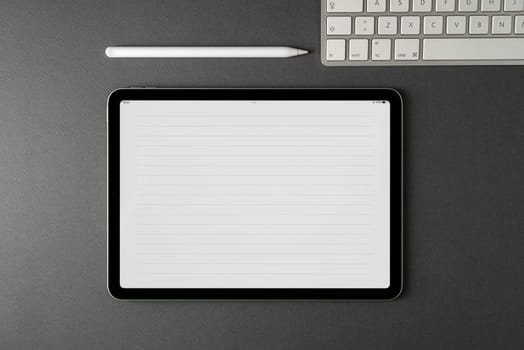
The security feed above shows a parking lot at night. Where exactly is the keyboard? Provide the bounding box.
[321,0,524,65]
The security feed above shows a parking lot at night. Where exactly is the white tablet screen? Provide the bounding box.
[119,100,390,288]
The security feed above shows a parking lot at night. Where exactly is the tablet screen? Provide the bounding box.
[118,99,391,289]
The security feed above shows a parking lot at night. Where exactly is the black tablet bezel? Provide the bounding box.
[107,88,403,300]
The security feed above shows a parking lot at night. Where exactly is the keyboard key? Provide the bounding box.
[367,0,387,12]
[355,17,375,35]
[469,16,490,34]
[372,39,392,60]
[390,0,410,12]
[327,17,352,35]
[423,38,524,60]
[481,0,501,11]
[446,16,466,34]
[516,16,524,34]
[349,39,369,60]
[378,16,398,35]
[424,16,444,34]
[401,16,420,34]
[436,0,456,11]
[458,0,478,11]
[395,39,420,60]
[327,0,364,12]
[492,16,512,34]
[326,39,346,60]
[504,0,524,11]
[413,0,432,11]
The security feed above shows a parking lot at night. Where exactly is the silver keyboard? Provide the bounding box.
[321,0,524,65]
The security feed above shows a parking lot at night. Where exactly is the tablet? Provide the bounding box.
[107,88,402,299]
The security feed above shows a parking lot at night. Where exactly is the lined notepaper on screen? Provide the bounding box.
[119,100,390,288]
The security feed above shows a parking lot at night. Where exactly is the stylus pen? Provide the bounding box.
[105,46,309,58]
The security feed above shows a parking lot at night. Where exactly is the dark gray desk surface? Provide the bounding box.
[2,1,524,348]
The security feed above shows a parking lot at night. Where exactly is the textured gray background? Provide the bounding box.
[2,0,524,349]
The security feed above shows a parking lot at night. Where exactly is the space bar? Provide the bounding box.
[423,39,524,60]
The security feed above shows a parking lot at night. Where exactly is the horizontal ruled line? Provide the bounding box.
[137,134,374,138]
[137,262,371,266]
[137,272,370,275]
[137,154,373,157]
[137,145,374,147]
[136,204,371,207]
[135,124,372,128]
[136,174,372,177]
[136,252,375,256]
[134,232,373,236]
[136,224,372,226]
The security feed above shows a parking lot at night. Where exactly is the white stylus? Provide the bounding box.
[105,46,309,58]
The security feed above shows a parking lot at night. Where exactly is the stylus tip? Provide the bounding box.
[297,49,309,56]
